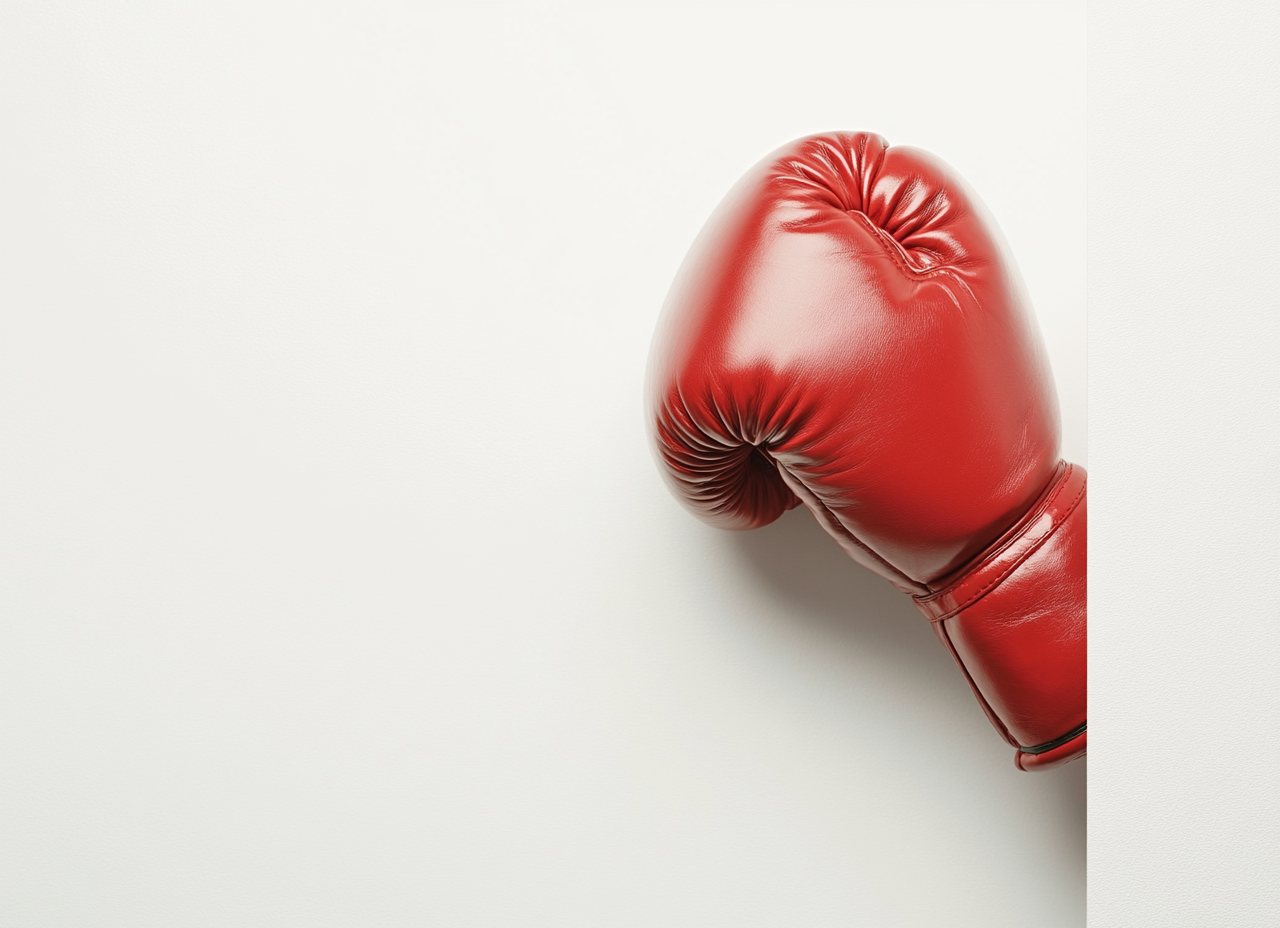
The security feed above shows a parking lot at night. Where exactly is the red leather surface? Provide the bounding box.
[647,133,1085,770]
[922,465,1087,755]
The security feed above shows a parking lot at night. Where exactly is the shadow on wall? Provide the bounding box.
[729,505,953,684]
[726,502,1086,820]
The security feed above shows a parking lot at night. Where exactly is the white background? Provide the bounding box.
[1,3,1099,925]
[1090,3,1279,926]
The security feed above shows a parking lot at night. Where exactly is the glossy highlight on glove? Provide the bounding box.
[646,133,1086,770]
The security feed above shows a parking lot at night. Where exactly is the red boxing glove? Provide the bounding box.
[647,133,1085,770]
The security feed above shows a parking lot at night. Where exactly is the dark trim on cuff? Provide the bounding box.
[1020,721,1087,755]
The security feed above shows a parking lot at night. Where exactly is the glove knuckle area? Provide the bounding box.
[768,131,987,274]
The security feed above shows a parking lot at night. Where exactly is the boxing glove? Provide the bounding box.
[646,133,1085,770]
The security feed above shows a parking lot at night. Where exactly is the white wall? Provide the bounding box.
[1089,3,1280,925]
[0,5,1086,925]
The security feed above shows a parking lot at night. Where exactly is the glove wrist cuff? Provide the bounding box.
[913,462,1088,771]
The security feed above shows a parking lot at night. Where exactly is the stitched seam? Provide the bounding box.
[927,476,1085,621]
[846,210,955,279]
[924,476,1086,622]
[916,463,1072,607]
[805,488,924,592]
[771,458,927,595]
[938,618,1016,747]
